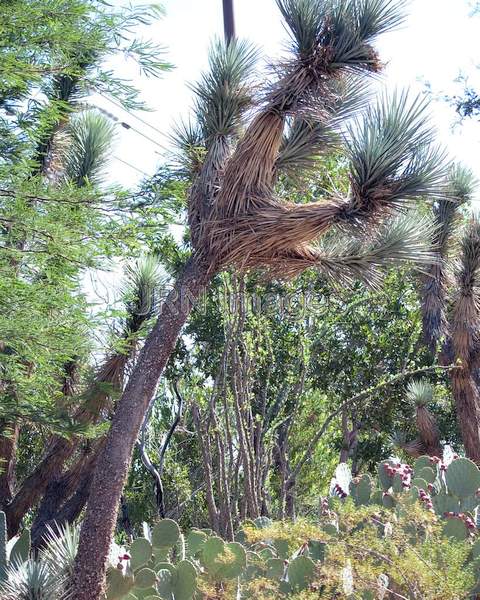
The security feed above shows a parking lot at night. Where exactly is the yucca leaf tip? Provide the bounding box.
[64,110,116,187]
[190,38,259,140]
[344,91,448,218]
[277,0,406,69]
[407,379,434,407]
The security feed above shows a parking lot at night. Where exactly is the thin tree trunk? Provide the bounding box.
[0,421,19,508]
[192,403,220,533]
[70,255,211,600]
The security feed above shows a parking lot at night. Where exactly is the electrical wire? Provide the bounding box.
[113,156,150,177]
[92,105,170,153]
[95,90,168,139]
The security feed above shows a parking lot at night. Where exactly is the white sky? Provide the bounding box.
[94,0,480,189]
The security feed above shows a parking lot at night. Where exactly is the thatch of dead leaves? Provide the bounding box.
[176,0,451,283]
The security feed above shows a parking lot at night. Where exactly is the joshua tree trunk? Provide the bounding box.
[70,255,211,600]
[451,371,480,464]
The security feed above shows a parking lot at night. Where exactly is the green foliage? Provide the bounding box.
[63,110,116,187]
[103,454,480,597]
[0,0,172,110]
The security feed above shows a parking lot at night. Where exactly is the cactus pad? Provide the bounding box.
[253,516,273,529]
[415,466,436,484]
[106,567,135,599]
[287,556,315,591]
[446,458,480,498]
[266,557,285,579]
[442,518,468,541]
[156,568,174,600]
[152,519,180,549]
[307,540,326,562]
[350,474,372,505]
[173,560,197,600]
[134,567,157,589]
[130,537,152,572]
[413,456,433,474]
[272,538,289,559]
[185,529,207,557]
[378,461,393,491]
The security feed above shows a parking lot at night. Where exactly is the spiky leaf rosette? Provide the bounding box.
[274,0,405,105]
[121,255,165,336]
[406,380,440,452]
[420,165,476,352]
[341,91,447,224]
[169,119,206,177]
[190,38,259,141]
[212,0,405,225]
[313,213,436,288]
[209,92,445,277]
[391,431,426,458]
[40,522,80,580]
[276,76,371,176]
[63,110,115,187]
[81,255,164,419]
[407,379,434,407]
[0,559,65,600]
[185,39,259,248]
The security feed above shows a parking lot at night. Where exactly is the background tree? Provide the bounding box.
[0,0,172,536]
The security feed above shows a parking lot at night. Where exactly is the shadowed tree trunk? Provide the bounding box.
[71,255,211,599]
[450,218,480,463]
[30,438,106,548]
[417,168,480,462]
[0,422,19,508]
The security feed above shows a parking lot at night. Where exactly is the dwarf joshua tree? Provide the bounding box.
[71,2,450,597]
[395,379,442,458]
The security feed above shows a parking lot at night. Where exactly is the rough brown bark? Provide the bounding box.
[6,436,77,536]
[451,370,480,464]
[70,255,212,600]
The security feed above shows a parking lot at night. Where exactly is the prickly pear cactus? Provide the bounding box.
[152,519,180,561]
[130,538,152,572]
[0,511,31,582]
[350,474,372,506]
[9,528,31,565]
[286,555,315,592]
[446,458,480,498]
[200,536,246,580]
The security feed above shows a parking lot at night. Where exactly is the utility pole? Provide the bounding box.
[222,0,236,44]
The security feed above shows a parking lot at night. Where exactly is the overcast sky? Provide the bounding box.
[93,0,480,190]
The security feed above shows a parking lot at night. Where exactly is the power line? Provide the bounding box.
[223,0,236,43]
[92,105,170,154]
[95,90,168,140]
[113,156,150,177]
